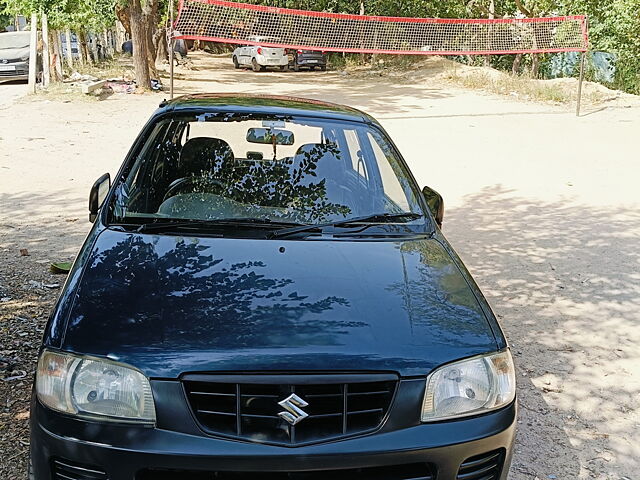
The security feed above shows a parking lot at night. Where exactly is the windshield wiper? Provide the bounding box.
[269,212,423,239]
[112,217,303,234]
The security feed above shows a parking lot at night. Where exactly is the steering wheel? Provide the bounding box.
[162,176,224,202]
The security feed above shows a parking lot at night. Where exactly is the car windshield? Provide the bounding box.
[0,32,30,49]
[109,114,425,229]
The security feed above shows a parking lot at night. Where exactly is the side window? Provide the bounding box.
[366,132,412,212]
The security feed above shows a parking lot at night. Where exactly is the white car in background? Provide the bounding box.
[232,36,288,72]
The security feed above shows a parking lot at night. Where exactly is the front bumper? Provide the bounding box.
[0,63,28,82]
[30,388,516,479]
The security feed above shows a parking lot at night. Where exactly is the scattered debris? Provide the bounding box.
[27,280,60,289]
[80,80,107,95]
[2,370,27,382]
[19,249,29,256]
[104,79,136,94]
[65,72,99,83]
[50,262,72,274]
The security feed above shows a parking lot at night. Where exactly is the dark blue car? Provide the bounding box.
[30,94,516,480]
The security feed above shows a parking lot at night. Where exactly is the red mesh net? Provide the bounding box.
[174,0,588,55]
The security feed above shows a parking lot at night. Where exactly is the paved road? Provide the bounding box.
[0,81,27,107]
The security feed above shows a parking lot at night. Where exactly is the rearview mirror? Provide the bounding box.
[247,128,295,146]
[89,173,111,222]
[422,186,444,227]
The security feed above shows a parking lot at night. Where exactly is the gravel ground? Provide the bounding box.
[0,265,59,473]
[1,53,639,479]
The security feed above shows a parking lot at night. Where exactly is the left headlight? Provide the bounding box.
[421,350,516,422]
[36,350,156,424]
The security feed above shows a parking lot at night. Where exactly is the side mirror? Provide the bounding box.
[422,186,444,228]
[89,173,111,222]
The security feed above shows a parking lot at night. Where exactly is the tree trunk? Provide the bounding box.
[512,53,522,74]
[140,0,159,78]
[156,27,168,63]
[102,30,111,58]
[130,0,152,90]
[115,5,131,36]
[64,28,74,69]
[76,31,85,66]
[41,13,50,87]
[145,24,158,78]
[531,54,540,78]
[79,31,92,65]
[484,0,495,67]
[52,30,63,81]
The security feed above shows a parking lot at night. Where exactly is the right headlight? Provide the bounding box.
[421,350,516,422]
[36,349,156,424]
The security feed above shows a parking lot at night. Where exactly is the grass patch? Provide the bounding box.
[442,67,607,105]
[64,54,135,80]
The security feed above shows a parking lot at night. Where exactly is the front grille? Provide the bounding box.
[457,450,505,480]
[0,68,27,76]
[137,463,433,480]
[52,458,108,480]
[183,374,397,445]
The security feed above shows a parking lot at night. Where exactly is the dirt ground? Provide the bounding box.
[0,53,639,480]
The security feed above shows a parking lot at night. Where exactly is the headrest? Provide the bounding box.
[180,137,234,165]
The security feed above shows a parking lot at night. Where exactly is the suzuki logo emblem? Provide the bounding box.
[277,393,309,425]
[1,59,7,64]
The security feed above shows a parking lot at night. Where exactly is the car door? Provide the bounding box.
[237,46,248,65]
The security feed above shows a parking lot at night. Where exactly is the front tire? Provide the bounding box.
[27,454,35,480]
[293,63,300,72]
[232,56,239,69]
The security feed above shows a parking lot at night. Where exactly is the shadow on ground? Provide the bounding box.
[445,185,640,479]
[167,52,452,114]
[0,190,88,260]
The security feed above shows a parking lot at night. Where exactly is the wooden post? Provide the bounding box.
[53,30,63,81]
[41,13,50,87]
[28,13,38,93]
[102,30,110,58]
[89,33,99,62]
[64,28,74,69]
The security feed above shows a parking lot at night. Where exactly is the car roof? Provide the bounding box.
[158,93,379,125]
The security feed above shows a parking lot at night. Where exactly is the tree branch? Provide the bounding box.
[515,0,532,17]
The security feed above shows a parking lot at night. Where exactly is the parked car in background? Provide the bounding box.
[0,31,32,83]
[233,36,288,71]
[289,49,327,71]
[29,93,516,480]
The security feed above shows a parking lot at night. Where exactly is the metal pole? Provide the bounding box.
[576,51,586,117]
[169,0,175,100]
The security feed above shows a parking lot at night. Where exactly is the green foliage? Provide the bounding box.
[1,0,115,30]
[1,0,638,93]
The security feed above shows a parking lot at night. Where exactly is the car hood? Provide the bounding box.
[61,229,498,378]
[0,46,29,59]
